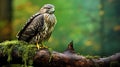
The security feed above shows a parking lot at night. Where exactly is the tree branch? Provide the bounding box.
[0,40,120,67]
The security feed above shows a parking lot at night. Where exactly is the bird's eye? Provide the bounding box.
[44,7,51,9]
[47,7,51,9]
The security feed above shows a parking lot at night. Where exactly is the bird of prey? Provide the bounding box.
[16,4,57,49]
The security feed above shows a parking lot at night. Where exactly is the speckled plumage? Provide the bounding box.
[17,4,57,44]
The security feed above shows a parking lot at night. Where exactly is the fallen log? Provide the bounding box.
[0,40,120,67]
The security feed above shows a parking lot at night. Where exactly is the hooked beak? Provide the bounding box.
[49,8,55,14]
[50,10,55,14]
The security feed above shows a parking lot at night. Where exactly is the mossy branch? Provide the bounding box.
[0,40,120,67]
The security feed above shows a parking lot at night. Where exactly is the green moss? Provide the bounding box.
[22,44,37,66]
[0,40,37,67]
[48,48,53,62]
[0,40,22,62]
[85,55,100,59]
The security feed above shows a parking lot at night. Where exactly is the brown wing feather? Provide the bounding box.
[17,13,41,37]
[17,13,44,42]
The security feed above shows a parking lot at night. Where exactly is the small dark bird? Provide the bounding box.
[16,4,57,49]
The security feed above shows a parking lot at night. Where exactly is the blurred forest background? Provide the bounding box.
[0,0,120,57]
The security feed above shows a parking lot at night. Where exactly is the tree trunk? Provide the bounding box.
[0,0,13,42]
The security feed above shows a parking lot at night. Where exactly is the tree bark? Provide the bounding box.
[0,41,120,67]
[0,0,13,42]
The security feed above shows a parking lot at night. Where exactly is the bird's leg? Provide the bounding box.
[36,36,40,50]
[36,40,40,49]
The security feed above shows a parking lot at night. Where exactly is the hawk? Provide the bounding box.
[17,4,57,49]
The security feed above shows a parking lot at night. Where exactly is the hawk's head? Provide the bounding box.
[40,4,55,14]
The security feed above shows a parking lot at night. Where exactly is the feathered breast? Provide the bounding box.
[44,13,57,33]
